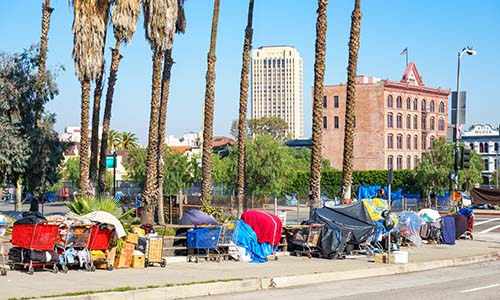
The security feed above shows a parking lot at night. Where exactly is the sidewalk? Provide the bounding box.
[1,239,499,300]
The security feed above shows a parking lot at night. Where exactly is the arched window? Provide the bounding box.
[421,116,426,130]
[414,155,419,167]
[422,135,427,150]
[438,118,444,131]
[430,136,435,147]
[479,143,484,153]
[406,134,411,149]
[406,97,411,110]
[388,156,394,169]
[387,95,393,108]
[406,114,411,129]
[413,98,418,110]
[407,155,412,169]
[495,142,499,152]
[387,113,393,128]
[430,100,435,112]
[414,135,418,150]
[387,134,394,149]
[396,96,403,109]
[397,134,403,149]
[485,143,490,154]
[397,156,403,170]
[439,101,445,113]
[413,115,418,129]
[430,117,435,130]
[484,159,489,171]
[396,114,402,128]
[470,143,474,151]
[421,99,426,111]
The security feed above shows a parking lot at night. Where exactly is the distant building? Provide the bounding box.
[285,138,312,150]
[322,62,451,170]
[251,46,304,139]
[60,126,102,143]
[460,124,500,184]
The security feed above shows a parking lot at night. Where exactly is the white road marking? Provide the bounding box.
[478,224,500,234]
[461,283,500,293]
[474,218,500,226]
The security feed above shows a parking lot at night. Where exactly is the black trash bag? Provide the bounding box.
[383,215,395,231]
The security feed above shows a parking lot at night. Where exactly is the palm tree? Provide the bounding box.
[201,0,220,202]
[98,0,141,193]
[71,0,110,195]
[309,0,329,214]
[236,0,255,216]
[141,0,178,224]
[341,0,362,201]
[120,131,139,151]
[107,129,122,151]
[37,0,53,89]
[157,0,187,225]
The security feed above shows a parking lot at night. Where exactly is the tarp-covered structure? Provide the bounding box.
[357,185,403,201]
[471,187,500,206]
[307,202,377,258]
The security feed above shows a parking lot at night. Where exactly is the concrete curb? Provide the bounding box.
[36,252,500,300]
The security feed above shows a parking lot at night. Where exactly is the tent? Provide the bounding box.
[307,202,376,259]
[471,187,500,206]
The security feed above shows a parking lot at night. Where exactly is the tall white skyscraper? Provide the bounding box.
[251,46,304,139]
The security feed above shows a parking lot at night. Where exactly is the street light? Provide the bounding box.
[454,46,476,192]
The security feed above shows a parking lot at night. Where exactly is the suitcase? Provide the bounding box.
[441,216,456,245]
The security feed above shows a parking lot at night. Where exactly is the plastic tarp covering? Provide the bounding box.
[179,209,219,226]
[234,220,273,263]
[307,202,376,258]
[470,187,500,206]
[418,208,441,223]
[397,211,422,246]
[362,198,388,221]
[358,185,403,201]
[82,211,126,238]
[241,211,282,246]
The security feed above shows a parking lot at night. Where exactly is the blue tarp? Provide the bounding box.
[234,220,273,263]
[358,185,403,201]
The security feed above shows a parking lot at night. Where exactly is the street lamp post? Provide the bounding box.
[454,46,476,192]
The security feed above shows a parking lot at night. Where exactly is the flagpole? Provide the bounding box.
[406,48,408,66]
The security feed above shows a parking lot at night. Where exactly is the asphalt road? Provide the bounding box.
[187,260,500,300]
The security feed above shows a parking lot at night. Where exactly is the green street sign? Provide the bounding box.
[106,157,116,168]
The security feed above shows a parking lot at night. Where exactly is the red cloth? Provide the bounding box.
[241,210,282,246]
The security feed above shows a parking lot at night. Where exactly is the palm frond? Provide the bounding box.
[175,0,187,34]
[111,0,141,44]
[142,0,178,51]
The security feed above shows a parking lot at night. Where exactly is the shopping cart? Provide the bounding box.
[88,223,115,271]
[286,224,323,258]
[10,221,60,274]
[217,222,239,261]
[186,226,222,263]
[57,223,93,273]
[0,220,9,276]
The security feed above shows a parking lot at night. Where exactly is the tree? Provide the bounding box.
[340,0,362,201]
[248,117,290,142]
[142,0,178,224]
[71,0,110,195]
[415,138,454,197]
[63,157,80,188]
[36,0,54,120]
[98,0,141,194]
[107,129,122,151]
[458,145,483,193]
[308,0,329,214]
[201,0,221,201]
[120,131,139,151]
[123,147,147,189]
[235,0,255,215]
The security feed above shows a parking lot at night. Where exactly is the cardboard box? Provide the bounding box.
[131,254,145,268]
[114,243,135,268]
[373,253,395,264]
[393,251,408,263]
[126,232,139,244]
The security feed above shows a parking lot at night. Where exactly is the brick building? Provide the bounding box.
[322,62,451,170]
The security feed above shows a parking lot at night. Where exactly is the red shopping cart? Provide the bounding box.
[88,223,115,271]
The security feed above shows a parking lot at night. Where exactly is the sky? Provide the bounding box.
[1,1,499,145]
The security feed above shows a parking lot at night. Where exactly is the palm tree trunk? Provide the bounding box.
[79,79,92,195]
[236,0,254,216]
[89,69,104,192]
[201,0,220,202]
[98,41,123,194]
[142,50,165,225]
[309,0,329,214]
[341,0,362,201]
[37,0,53,84]
[157,48,174,225]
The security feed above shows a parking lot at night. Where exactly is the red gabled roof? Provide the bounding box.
[212,136,235,147]
[400,62,424,86]
[169,146,193,154]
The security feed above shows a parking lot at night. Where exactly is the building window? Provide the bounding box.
[430,100,435,112]
[430,136,435,147]
[421,99,426,111]
[387,113,393,128]
[397,134,403,149]
[387,134,394,149]
[413,115,418,129]
[413,98,418,110]
[396,96,402,109]
[439,101,445,113]
[484,159,489,171]
[422,135,427,150]
[438,118,444,131]
[414,155,419,167]
[387,95,393,108]
[323,116,327,129]
[430,117,435,130]
[406,135,411,149]
[406,114,411,129]
[479,143,484,153]
[495,142,499,152]
[334,95,339,108]
[421,116,426,130]
[322,96,327,108]
[397,156,403,170]
[334,116,339,129]
[396,114,402,129]
[388,156,394,169]
[470,143,474,151]
[407,155,411,169]
[406,97,411,110]
[414,135,418,150]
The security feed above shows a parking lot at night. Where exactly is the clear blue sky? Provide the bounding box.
[1,1,499,144]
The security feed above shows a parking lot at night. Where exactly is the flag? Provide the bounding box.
[400,47,408,55]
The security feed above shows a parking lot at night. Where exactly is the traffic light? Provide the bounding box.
[461,147,471,169]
